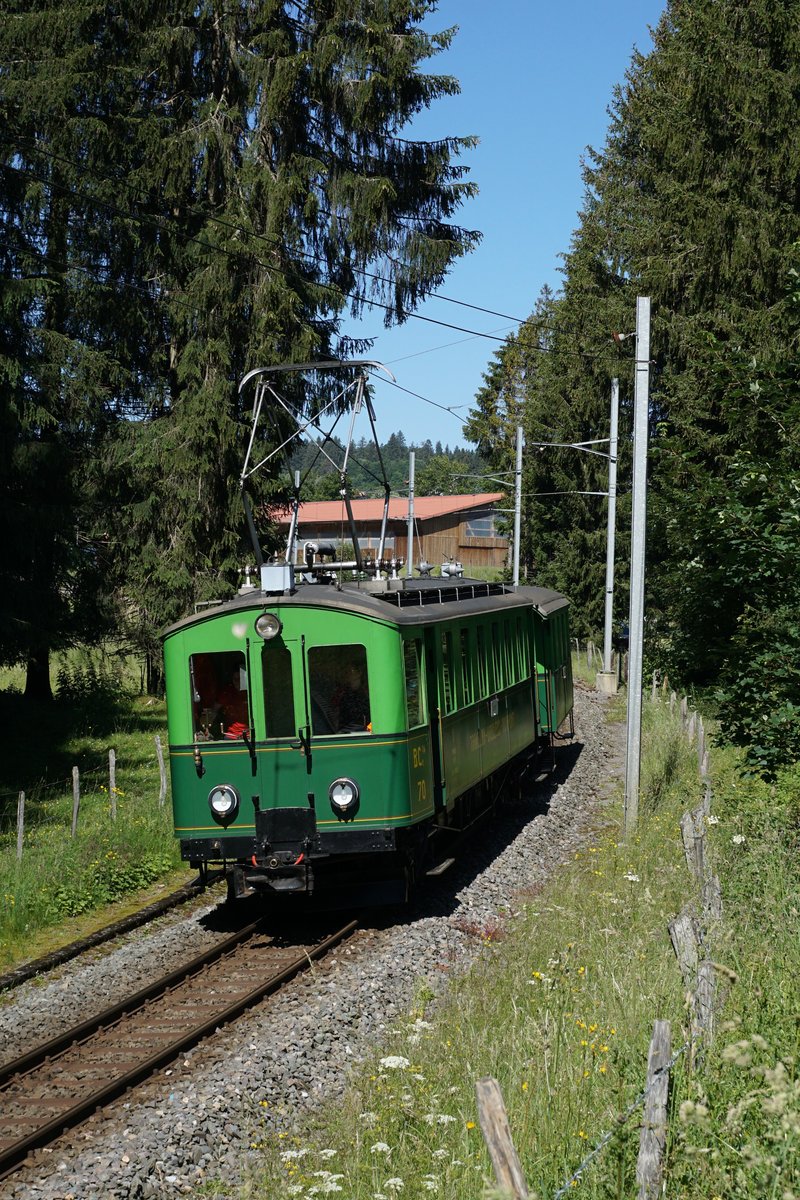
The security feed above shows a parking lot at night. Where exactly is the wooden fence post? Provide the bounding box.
[696,719,705,771]
[651,670,658,701]
[71,766,80,838]
[668,907,702,990]
[155,735,167,806]
[679,809,705,883]
[693,961,716,1046]
[475,1077,529,1199]
[701,874,723,925]
[636,1020,672,1200]
[669,691,676,715]
[16,791,24,862]
[109,748,117,821]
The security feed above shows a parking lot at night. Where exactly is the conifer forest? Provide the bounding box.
[2,0,799,773]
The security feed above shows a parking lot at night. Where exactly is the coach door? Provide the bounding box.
[258,636,307,810]
[423,629,446,812]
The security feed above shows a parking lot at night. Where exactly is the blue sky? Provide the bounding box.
[346,0,666,452]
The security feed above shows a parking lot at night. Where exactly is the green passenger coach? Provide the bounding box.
[163,567,573,905]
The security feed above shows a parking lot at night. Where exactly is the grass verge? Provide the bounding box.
[229,692,799,1199]
[0,679,185,968]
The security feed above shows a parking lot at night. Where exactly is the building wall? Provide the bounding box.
[292,510,508,571]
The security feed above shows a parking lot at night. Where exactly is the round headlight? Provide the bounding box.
[255,612,282,639]
[329,777,360,816]
[208,784,240,825]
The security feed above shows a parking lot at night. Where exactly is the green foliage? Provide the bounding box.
[466,0,800,754]
[55,658,130,710]
[287,433,485,499]
[0,1,480,693]
[667,752,800,1196]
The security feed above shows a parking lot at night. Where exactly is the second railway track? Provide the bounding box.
[0,915,357,1181]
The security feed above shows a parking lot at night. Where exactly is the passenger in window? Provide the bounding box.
[333,662,371,733]
[217,668,250,739]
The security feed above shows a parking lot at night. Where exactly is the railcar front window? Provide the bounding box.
[189,651,248,741]
[262,642,295,738]
[308,644,371,735]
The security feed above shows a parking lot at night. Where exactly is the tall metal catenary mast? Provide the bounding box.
[596,378,620,694]
[624,298,651,835]
[407,450,415,578]
[512,425,523,587]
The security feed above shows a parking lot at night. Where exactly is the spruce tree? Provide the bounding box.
[468,0,800,657]
[1,1,480,691]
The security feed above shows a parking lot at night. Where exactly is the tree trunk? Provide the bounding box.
[24,650,53,702]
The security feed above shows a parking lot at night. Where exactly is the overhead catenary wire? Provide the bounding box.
[0,135,616,359]
[0,133,525,327]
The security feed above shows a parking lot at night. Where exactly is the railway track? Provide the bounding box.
[0,871,225,993]
[0,915,357,1181]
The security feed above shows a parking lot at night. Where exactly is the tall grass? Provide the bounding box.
[234,688,798,1199]
[233,692,689,1198]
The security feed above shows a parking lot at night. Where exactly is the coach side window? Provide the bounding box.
[403,639,424,728]
[262,641,295,738]
[189,651,248,741]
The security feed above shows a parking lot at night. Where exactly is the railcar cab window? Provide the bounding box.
[190,652,249,741]
[308,644,372,735]
[262,640,295,738]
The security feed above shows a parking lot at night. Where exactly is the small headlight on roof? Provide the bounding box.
[208,784,240,825]
[329,777,360,817]
[255,612,282,639]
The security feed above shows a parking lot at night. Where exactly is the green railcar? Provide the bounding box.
[162,571,573,904]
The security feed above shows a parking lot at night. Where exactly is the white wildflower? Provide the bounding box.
[379,1056,410,1070]
[707,815,719,825]
[422,1182,438,1192]
[371,1143,391,1155]
[281,1149,310,1161]
[423,1113,456,1125]
[623,872,640,882]
[318,1149,337,1159]
[359,1112,378,1125]
[732,834,746,845]
[385,1179,404,1191]
[412,1073,425,1081]
[432,1149,449,1159]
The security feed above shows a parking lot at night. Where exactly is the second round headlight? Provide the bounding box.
[329,777,360,815]
[208,784,240,825]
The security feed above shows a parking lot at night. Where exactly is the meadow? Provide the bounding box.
[234,687,800,1199]
[1,653,797,1197]
[0,649,184,967]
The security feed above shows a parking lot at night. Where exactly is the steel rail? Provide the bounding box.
[0,918,358,1181]
[0,871,225,993]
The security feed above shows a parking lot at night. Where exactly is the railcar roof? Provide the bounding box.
[161,577,568,639]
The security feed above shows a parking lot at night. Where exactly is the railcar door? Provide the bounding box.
[423,627,447,812]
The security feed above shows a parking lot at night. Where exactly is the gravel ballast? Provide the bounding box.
[0,684,622,1200]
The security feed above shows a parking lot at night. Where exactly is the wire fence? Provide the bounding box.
[0,738,168,858]
[477,672,723,1198]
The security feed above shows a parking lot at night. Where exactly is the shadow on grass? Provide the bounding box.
[0,689,165,808]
